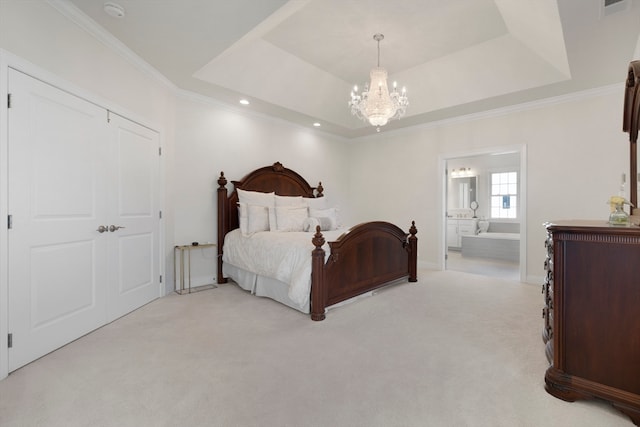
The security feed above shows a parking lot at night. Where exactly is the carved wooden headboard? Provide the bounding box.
[216,162,323,281]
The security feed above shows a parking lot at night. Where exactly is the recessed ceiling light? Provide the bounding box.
[239,99,250,105]
[313,122,321,127]
[103,2,125,18]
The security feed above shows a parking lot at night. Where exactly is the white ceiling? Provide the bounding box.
[61,0,640,138]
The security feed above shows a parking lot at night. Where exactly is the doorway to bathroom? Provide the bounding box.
[442,147,525,282]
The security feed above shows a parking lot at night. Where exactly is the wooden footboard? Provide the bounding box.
[217,162,417,321]
[311,221,417,321]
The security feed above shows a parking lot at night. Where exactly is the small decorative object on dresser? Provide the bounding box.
[608,195,633,226]
[543,221,640,425]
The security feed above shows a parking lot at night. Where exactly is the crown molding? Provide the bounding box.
[353,83,623,142]
[46,0,177,92]
[418,84,622,131]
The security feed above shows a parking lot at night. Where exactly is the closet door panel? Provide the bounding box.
[106,114,160,321]
[7,69,108,371]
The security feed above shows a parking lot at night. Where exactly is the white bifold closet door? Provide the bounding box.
[7,69,160,372]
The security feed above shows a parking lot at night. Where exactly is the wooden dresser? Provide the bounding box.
[543,220,640,425]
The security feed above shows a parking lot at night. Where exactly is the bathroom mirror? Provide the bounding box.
[448,176,477,210]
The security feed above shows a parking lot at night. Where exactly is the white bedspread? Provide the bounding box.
[222,228,345,307]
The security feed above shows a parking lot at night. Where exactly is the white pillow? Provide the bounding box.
[309,207,338,230]
[238,203,249,235]
[303,216,335,232]
[237,189,275,207]
[273,196,305,230]
[275,195,305,207]
[247,204,270,234]
[302,217,320,232]
[237,189,275,230]
[275,206,308,232]
[304,197,328,210]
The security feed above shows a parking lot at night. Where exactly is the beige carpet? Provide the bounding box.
[0,269,631,427]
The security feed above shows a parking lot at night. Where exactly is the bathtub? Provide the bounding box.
[461,232,520,262]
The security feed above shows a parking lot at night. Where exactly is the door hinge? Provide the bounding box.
[159,147,162,156]
[7,93,12,108]
[7,214,12,230]
[159,210,162,219]
[8,333,12,349]
[160,275,163,283]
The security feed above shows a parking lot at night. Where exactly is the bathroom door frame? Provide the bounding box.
[438,144,527,283]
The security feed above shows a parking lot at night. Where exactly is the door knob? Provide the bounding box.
[109,225,126,232]
[96,225,108,233]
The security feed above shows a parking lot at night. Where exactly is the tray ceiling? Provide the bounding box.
[62,0,640,138]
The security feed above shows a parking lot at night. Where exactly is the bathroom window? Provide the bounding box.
[491,172,518,219]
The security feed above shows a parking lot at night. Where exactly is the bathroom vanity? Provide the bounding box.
[543,220,640,425]
[446,218,477,250]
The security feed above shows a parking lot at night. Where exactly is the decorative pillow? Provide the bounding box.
[304,216,334,232]
[273,195,305,230]
[309,207,338,230]
[237,189,275,230]
[304,197,328,210]
[275,206,308,232]
[302,217,319,232]
[238,203,249,235]
[247,204,270,234]
[275,195,305,207]
[315,217,335,231]
[237,189,275,207]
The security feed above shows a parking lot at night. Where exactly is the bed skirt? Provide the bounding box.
[223,262,310,313]
[222,262,378,315]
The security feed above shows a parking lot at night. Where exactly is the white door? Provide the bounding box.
[7,70,161,371]
[7,69,109,371]
[106,114,160,321]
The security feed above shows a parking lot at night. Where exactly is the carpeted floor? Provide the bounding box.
[0,269,632,426]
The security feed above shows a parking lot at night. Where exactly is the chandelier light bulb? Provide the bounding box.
[348,34,409,131]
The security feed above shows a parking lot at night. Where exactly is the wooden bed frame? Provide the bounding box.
[216,162,417,321]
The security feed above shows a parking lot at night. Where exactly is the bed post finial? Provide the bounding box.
[408,221,418,282]
[218,171,227,188]
[316,182,324,198]
[311,226,326,321]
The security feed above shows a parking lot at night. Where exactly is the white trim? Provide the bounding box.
[419,85,621,131]
[354,83,622,142]
[439,144,527,283]
[0,49,163,135]
[0,48,10,381]
[46,0,177,93]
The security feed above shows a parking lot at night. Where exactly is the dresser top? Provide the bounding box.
[545,219,640,235]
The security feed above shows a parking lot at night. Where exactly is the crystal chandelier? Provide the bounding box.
[349,34,408,131]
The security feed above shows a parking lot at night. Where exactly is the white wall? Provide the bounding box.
[172,95,351,285]
[349,87,627,282]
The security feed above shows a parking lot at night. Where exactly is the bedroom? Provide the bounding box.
[0,0,639,425]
